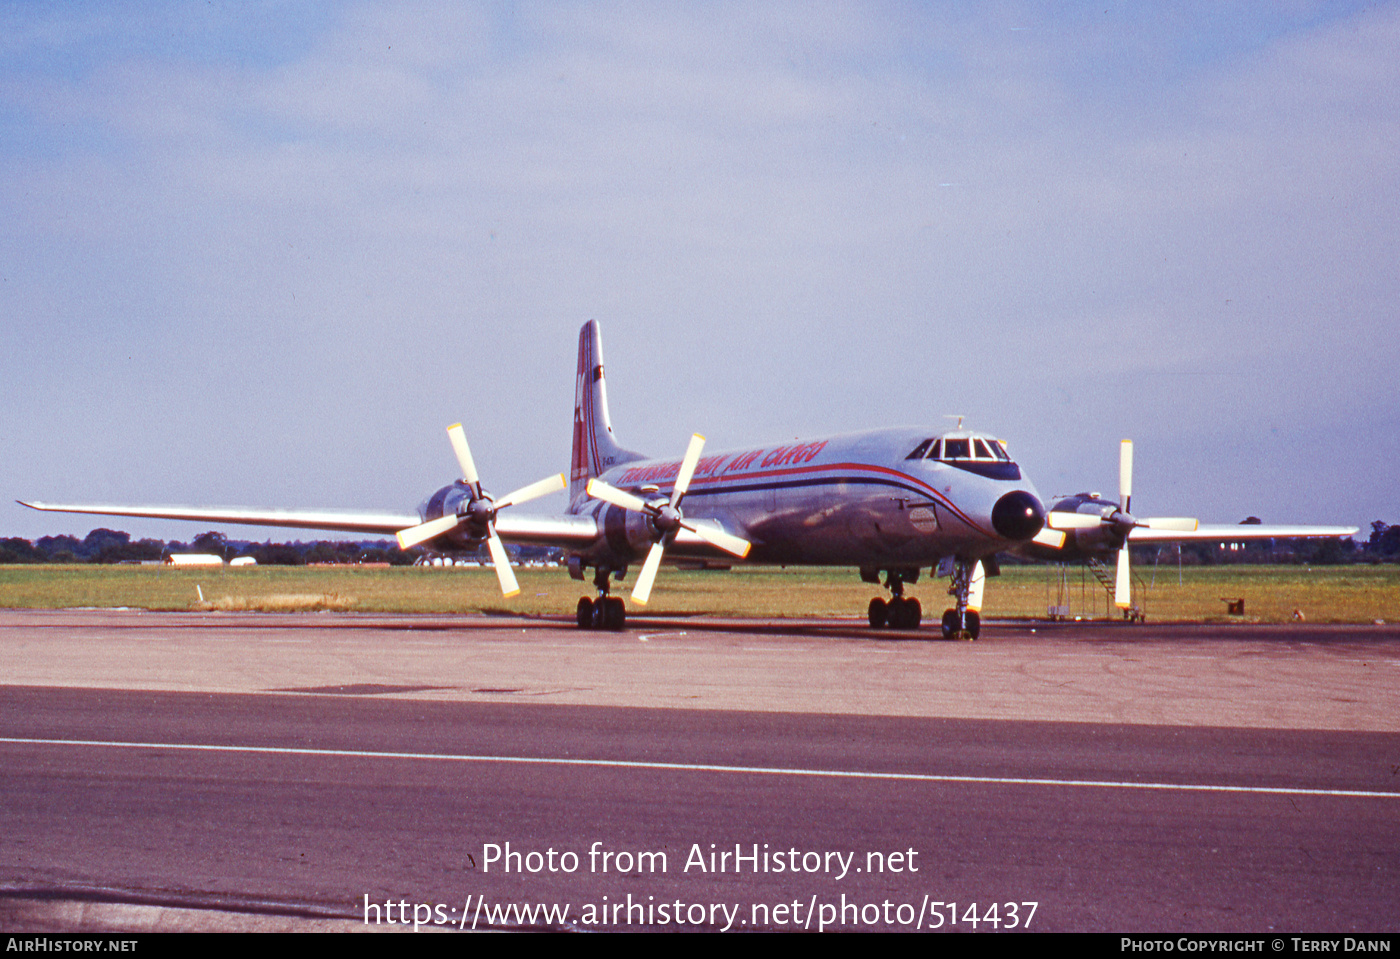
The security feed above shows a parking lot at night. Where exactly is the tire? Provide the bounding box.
[966,610,980,640]
[576,597,594,629]
[604,597,626,631]
[904,597,922,629]
[888,597,923,630]
[868,598,888,628]
[941,609,957,640]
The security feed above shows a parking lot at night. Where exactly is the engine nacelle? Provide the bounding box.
[1046,493,1126,555]
[414,482,478,550]
[597,500,661,561]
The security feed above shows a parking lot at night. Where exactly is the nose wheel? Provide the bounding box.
[940,608,980,641]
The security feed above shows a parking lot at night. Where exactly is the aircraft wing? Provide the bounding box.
[488,512,598,548]
[1128,523,1358,544]
[18,499,603,549]
[19,500,422,536]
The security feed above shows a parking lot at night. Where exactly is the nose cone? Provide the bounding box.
[992,490,1046,541]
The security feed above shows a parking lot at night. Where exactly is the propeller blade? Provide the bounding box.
[396,513,464,550]
[1115,544,1131,609]
[968,560,986,613]
[1119,439,1133,516]
[585,478,651,514]
[485,530,520,598]
[495,472,567,510]
[1032,527,1066,549]
[1047,511,1102,530]
[1141,516,1199,532]
[447,423,481,489]
[631,542,666,605]
[671,434,706,506]
[682,520,751,558]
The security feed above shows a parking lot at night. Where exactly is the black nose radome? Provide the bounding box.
[992,491,1046,541]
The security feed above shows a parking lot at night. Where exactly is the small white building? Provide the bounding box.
[164,554,224,567]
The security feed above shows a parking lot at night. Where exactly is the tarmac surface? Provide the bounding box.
[2,609,1398,933]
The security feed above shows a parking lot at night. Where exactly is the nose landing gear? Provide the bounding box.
[940,560,983,640]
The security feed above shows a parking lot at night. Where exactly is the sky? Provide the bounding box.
[2,1,1396,544]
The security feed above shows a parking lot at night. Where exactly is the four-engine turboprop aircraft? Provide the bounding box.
[21,321,1358,637]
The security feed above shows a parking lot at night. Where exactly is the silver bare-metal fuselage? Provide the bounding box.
[564,427,1045,570]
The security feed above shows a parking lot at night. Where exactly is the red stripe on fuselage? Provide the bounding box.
[612,459,991,537]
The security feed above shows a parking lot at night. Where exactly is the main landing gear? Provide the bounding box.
[576,566,627,630]
[866,569,922,631]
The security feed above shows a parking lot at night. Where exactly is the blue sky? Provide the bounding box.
[3,1,1396,542]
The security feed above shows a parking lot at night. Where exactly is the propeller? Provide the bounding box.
[1041,440,1199,611]
[585,433,751,604]
[1105,440,1204,609]
[395,423,566,597]
[1113,438,1134,609]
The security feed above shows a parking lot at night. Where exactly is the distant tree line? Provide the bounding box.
[1,524,1394,566]
[0,528,569,566]
[0,528,419,565]
[1128,521,1399,566]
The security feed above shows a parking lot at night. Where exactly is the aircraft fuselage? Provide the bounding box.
[562,427,1046,569]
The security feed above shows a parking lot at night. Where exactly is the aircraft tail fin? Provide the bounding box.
[571,320,645,499]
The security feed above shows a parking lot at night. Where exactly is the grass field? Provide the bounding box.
[1,563,1396,623]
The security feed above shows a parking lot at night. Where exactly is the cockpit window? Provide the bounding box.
[942,438,971,459]
[925,432,1021,478]
[919,434,1015,465]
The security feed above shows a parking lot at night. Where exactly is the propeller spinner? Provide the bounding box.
[586,433,751,604]
[396,423,566,597]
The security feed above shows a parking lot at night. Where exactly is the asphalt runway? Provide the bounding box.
[1,609,1398,933]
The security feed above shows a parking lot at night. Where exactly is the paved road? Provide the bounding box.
[1,611,1397,932]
